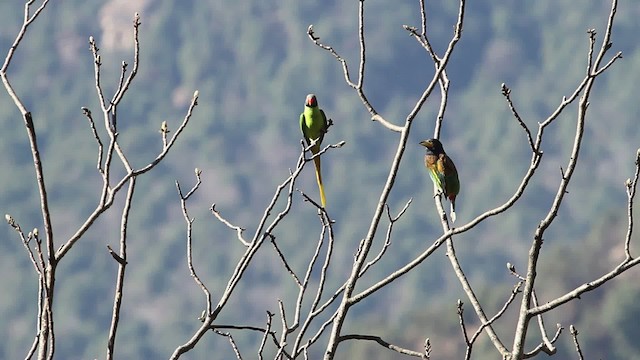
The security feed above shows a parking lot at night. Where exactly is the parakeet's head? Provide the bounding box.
[419,138,445,155]
[305,94,318,108]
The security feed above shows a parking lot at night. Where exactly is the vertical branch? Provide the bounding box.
[291,210,336,356]
[214,330,243,360]
[433,70,449,139]
[257,311,273,359]
[569,325,584,360]
[179,171,212,314]
[110,13,140,108]
[624,149,640,259]
[1,2,55,359]
[106,177,136,360]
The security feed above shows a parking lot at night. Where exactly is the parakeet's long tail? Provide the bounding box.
[313,155,326,207]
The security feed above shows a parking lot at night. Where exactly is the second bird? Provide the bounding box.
[300,94,328,207]
[420,138,460,222]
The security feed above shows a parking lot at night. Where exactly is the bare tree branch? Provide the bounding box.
[270,234,302,286]
[258,312,274,360]
[445,238,510,355]
[1,2,57,358]
[523,325,563,358]
[624,149,640,258]
[463,282,523,360]
[106,177,136,360]
[338,334,428,359]
[290,208,336,357]
[275,300,290,359]
[359,200,412,276]
[211,205,250,246]
[508,265,560,356]
[456,300,470,352]
[569,325,585,360]
[214,330,243,360]
[501,84,536,152]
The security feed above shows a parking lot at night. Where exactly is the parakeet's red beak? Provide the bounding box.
[306,94,317,107]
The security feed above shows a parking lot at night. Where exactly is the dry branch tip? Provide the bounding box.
[107,245,127,265]
[307,25,319,41]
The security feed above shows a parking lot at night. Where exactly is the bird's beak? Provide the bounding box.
[419,140,431,147]
[306,95,316,107]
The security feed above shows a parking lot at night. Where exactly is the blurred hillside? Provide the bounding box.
[0,0,639,359]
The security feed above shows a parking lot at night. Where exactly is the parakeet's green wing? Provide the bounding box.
[320,109,328,140]
[300,113,309,143]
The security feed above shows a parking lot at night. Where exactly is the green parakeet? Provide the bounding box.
[420,138,460,222]
[300,94,328,207]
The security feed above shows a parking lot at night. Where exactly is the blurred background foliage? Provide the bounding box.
[0,0,638,359]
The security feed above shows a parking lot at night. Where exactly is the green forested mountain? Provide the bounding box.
[0,0,638,359]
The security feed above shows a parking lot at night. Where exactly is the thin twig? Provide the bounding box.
[81,107,105,174]
[465,282,522,360]
[109,14,141,110]
[211,205,249,246]
[269,233,302,286]
[531,290,556,355]
[275,300,289,359]
[214,330,243,360]
[624,149,640,259]
[433,64,449,139]
[424,338,431,360]
[523,325,563,358]
[7,217,43,276]
[291,209,336,357]
[257,312,274,360]
[338,334,427,359]
[306,25,356,88]
[289,210,330,333]
[208,323,286,355]
[176,171,211,316]
[569,325,584,360]
[445,238,509,355]
[501,84,536,152]
[457,299,470,350]
[308,2,396,132]
[360,200,412,277]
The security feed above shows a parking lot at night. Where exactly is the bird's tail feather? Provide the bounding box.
[313,155,326,207]
[450,201,456,223]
